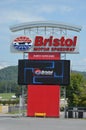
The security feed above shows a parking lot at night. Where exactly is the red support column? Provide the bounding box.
[27,52,60,117]
[27,85,60,117]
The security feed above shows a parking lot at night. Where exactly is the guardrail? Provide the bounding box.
[65,107,86,118]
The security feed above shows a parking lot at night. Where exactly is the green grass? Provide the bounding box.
[0,93,15,100]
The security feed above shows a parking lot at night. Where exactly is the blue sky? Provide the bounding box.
[0,0,86,71]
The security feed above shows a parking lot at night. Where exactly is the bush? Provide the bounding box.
[0,99,19,105]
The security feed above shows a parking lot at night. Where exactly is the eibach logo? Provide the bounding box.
[34,68,53,76]
[12,36,32,51]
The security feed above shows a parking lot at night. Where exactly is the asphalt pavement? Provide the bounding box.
[0,114,86,130]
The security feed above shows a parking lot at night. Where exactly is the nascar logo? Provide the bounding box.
[12,36,32,51]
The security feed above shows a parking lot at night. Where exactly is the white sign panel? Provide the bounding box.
[10,35,79,53]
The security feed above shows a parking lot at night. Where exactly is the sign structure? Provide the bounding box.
[10,21,82,117]
[18,59,70,85]
[10,21,81,54]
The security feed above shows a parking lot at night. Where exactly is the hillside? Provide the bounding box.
[0,66,86,82]
[0,66,18,82]
[0,66,86,81]
[0,66,19,94]
[0,66,86,94]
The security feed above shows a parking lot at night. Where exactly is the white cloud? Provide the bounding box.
[0,62,10,70]
[81,24,86,31]
[0,0,74,26]
[59,5,73,13]
[39,5,56,13]
[82,58,86,63]
[35,4,74,14]
[70,57,86,71]
[0,10,45,25]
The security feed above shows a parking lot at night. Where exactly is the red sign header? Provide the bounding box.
[28,52,60,60]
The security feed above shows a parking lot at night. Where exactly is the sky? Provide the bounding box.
[0,0,86,71]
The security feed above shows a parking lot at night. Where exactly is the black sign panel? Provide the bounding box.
[18,60,70,85]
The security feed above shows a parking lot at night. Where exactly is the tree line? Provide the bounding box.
[0,66,86,106]
[0,66,21,97]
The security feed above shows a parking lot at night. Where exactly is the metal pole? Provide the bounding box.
[63,53,67,118]
[19,53,26,117]
[22,85,25,116]
[21,52,26,116]
[64,86,67,118]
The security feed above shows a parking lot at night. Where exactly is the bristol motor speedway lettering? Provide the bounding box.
[33,36,77,52]
[11,35,78,53]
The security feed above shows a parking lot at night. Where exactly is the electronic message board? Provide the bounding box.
[18,60,70,85]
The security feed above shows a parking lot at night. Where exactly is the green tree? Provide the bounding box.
[66,72,85,107]
[78,84,86,107]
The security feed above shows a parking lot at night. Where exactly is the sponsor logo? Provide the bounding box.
[12,36,32,51]
[34,69,53,76]
[34,69,41,75]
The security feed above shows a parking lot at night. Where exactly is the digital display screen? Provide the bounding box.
[18,60,70,85]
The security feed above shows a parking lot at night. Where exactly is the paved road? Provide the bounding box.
[0,116,86,130]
